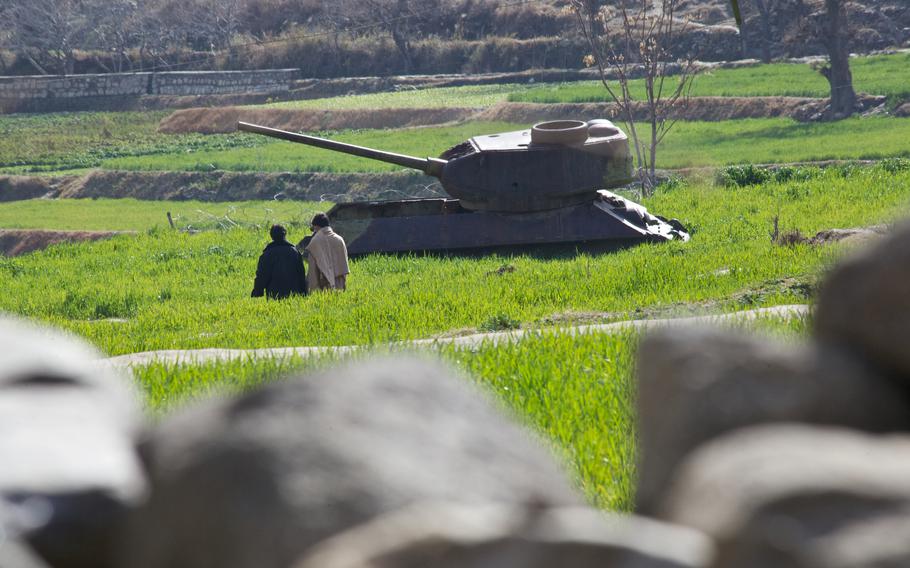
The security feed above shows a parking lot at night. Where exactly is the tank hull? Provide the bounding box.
[326,190,688,256]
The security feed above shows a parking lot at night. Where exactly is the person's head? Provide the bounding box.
[311,213,330,231]
[270,224,287,242]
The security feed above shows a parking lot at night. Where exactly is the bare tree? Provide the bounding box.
[730,0,857,118]
[571,0,696,194]
[85,0,143,72]
[325,0,433,74]
[169,0,243,52]
[752,0,774,63]
[4,0,91,74]
[0,21,12,74]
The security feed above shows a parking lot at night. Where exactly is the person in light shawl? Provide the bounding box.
[303,213,350,291]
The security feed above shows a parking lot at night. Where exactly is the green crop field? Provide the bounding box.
[0,111,266,175]
[96,117,910,172]
[2,54,908,177]
[509,53,910,104]
[2,164,907,357]
[4,116,906,176]
[0,198,327,231]
[264,54,910,110]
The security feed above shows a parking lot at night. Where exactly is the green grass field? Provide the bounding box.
[508,53,910,104]
[2,165,907,357]
[263,54,910,109]
[97,117,910,172]
[5,116,907,176]
[0,198,327,231]
[0,111,266,175]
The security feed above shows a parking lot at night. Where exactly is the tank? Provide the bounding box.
[237,120,688,255]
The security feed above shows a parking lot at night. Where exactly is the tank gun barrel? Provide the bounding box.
[237,122,446,177]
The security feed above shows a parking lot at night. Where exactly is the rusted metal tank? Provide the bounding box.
[237,120,688,255]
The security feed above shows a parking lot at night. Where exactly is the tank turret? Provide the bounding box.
[238,120,633,212]
[237,120,686,255]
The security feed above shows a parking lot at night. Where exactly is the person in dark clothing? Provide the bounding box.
[251,224,308,299]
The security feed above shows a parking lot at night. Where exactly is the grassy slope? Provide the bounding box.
[0,198,327,231]
[2,166,907,356]
[508,53,910,103]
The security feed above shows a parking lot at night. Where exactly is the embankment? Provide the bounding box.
[159,96,877,134]
[0,229,130,257]
[159,106,475,134]
[0,170,440,203]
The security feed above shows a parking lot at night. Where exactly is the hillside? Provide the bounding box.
[0,0,907,78]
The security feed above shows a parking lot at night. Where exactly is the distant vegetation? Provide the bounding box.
[0,0,579,77]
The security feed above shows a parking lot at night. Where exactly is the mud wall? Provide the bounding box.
[0,170,441,204]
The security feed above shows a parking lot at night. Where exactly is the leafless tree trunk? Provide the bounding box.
[730,0,856,118]
[572,0,696,195]
[818,0,856,117]
[753,0,773,63]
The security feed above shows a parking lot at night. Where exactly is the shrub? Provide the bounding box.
[480,314,521,332]
[880,157,910,174]
[717,164,771,187]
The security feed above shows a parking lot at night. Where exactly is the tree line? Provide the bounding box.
[0,0,575,76]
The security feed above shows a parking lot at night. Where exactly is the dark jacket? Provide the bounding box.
[251,240,307,299]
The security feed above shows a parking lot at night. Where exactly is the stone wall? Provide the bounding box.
[0,69,297,113]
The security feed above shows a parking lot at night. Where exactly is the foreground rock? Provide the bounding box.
[815,221,910,378]
[635,327,910,514]
[122,357,582,568]
[660,425,910,568]
[0,316,146,568]
[0,531,50,568]
[296,503,714,568]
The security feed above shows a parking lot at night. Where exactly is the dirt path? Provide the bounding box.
[103,304,809,368]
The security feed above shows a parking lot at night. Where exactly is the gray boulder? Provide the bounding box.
[121,356,582,568]
[635,326,910,514]
[0,315,146,568]
[295,502,714,568]
[806,512,910,568]
[0,503,50,568]
[660,425,910,568]
[815,221,910,378]
[0,536,50,568]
